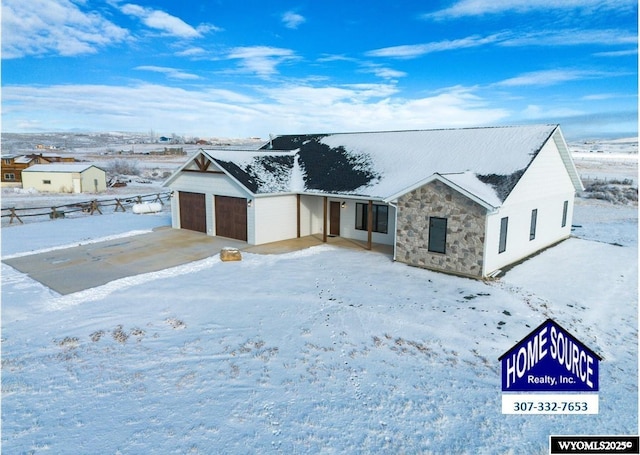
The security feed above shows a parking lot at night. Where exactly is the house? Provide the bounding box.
[1,153,77,186]
[22,164,107,193]
[26,153,76,163]
[1,154,44,185]
[163,124,583,279]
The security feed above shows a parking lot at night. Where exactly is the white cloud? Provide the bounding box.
[316,54,356,63]
[495,69,613,87]
[366,34,505,59]
[424,0,636,20]
[521,104,583,119]
[282,11,306,29]
[1,83,508,137]
[367,67,407,79]
[260,84,399,107]
[581,93,619,101]
[175,47,208,57]
[366,28,636,61]
[594,49,638,58]
[500,29,637,47]
[227,46,298,77]
[1,0,129,58]
[134,66,201,80]
[120,3,219,38]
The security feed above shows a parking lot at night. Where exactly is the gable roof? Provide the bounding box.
[22,164,103,173]
[165,124,581,208]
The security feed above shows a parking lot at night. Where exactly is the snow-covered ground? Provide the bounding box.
[1,138,637,454]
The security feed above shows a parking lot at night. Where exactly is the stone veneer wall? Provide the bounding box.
[395,180,487,278]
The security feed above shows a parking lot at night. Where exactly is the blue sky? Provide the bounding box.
[2,0,637,140]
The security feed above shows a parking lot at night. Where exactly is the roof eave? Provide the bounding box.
[162,149,204,187]
[384,174,499,210]
[163,149,258,197]
[551,126,585,192]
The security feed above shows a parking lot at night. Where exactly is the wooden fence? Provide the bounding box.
[1,191,172,225]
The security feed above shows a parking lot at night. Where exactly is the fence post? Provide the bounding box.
[90,200,102,215]
[9,207,23,224]
[50,207,64,219]
[114,199,126,212]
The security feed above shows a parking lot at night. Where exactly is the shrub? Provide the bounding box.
[107,159,140,177]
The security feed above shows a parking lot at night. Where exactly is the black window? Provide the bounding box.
[428,217,447,254]
[499,217,508,253]
[561,200,568,227]
[530,209,537,241]
[355,203,388,234]
[43,179,51,185]
[4,173,15,180]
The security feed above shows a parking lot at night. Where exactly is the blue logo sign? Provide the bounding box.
[499,319,601,392]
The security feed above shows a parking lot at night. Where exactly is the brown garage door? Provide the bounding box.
[215,196,247,241]
[179,191,206,233]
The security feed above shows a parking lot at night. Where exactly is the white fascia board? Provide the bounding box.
[383,173,498,211]
[161,148,205,187]
[382,174,441,203]
[162,149,257,198]
[552,126,585,192]
[300,191,386,202]
[201,150,257,198]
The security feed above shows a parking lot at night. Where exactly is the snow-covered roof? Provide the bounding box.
[168,125,577,208]
[22,164,103,173]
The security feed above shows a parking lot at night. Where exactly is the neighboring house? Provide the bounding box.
[1,153,76,185]
[163,124,583,279]
[1,154,44,185]
[22,164,107,193]
[26,153,76,163]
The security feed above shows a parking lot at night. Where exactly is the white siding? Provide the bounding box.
[297,196,395,245]
[483,139,576,275]
[253,195,298,244]
[22,167,106,193]
[79,167,107,192]
[206,194,215,236]
[22,171,70,192]
[168,172,246,198]
[299,195,324,236]
[339,199,395,245]
[170,195,179,229]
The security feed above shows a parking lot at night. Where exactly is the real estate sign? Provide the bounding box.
[499,318,601,414]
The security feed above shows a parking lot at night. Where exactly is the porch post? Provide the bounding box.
[367,200,373,250]
[323,197,328,243]
[296,194,301,238]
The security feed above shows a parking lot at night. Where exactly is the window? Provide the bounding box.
[355,203,388,234]
[43,179,51,185]
[4,173,15,181]
[428,217,447,254]
[561,200,568,227]
[529,209,537,241]
[499,217,508,253]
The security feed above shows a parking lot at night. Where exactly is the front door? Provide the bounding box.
[330,201,341,236]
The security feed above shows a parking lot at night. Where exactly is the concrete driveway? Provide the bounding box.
[3,227,247,295]
[3,227,393,295]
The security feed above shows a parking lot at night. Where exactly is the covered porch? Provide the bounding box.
[244,233,394,256]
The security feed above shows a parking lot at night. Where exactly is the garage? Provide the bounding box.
[179,191,206,233]
[215,195,247,241]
